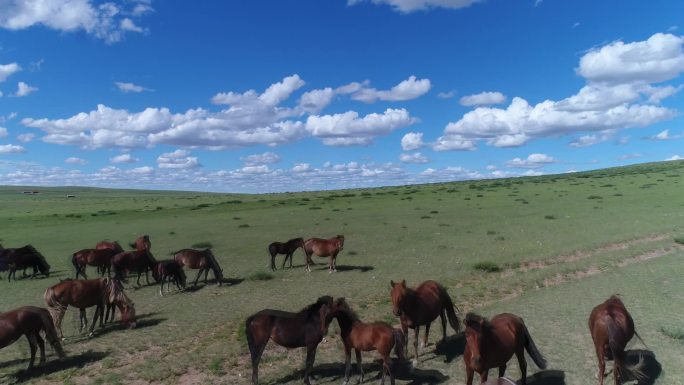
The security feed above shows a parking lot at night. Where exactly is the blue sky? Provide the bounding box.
[0,0,683,193]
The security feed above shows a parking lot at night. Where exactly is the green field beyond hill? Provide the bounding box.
[1,161,684,385]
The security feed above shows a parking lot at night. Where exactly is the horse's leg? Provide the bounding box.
[288,251,293,268]
[304,345,317,385]
[422,323,430,348]
[35,333,46,364]
[355,349,364,384]
[79,309,87,332]
[440,311,447,343]
[516,349,527,385]
[479,370,489,383]
[56,309,66,340]
[249,335,269,385]
[271,251,277,271]
[89,305,102,336]
[466,366,474,385]
[145,268,150,285]
[159,276,165,296]
[204,268,210,284]
[413,327,420,366]
[498,364,507,378]
[193,268,202,287]
[26,334,38,369]
[136,270,142,286]
[381,353,393,385]
[595,341,605,385]
[342,345,352,385]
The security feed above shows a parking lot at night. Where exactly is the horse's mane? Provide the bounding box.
[287,237,304,244]
[332,298,359,323]
[144,249,157,264]
[303,295,333,317]
[103,277,133,307]
[464,312,490,330]
[204,249,224,281]
[25,245,50,271]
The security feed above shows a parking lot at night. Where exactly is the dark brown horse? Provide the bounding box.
[173,248,224,287]
[303,235,344,273]
[111,249,157,286]
[389,279,460,365]
[463,313,547,385]
[327,298,406,385]
[152,259,186,296]
[269,237,304,270]
[130,235,151,251]
[589,295,646,385]
[0,306,66,369]
[44,277,136,339]
[72,248,118,279]
[2,245,50,281]
[95,240,124,253]
[246,295,334,385]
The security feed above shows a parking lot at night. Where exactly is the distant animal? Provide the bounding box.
[245,295,334,385]
[44,277,136,339]
[111,249,157,286]
[589,295,646,385]
[2,245,50,281]
[463,312,547,385]
[0,306,66,369]
[72,248,118,279]
[130,235,151,251]
[327,297,406,385]
[173,248,224,287]
[389,279,460,365]
[303,235,345,273]
[268,237,305,270]
[152,259,186,296]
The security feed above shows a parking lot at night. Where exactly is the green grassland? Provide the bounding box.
[1,160,684,384]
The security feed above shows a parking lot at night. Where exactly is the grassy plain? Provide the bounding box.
[1,160,684,384]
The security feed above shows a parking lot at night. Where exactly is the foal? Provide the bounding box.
[268,237,304,270]
[152,259,186,296]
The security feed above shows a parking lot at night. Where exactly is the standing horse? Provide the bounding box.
[269,237,304,270]
[95,240,124,253]
[327,298,406,385]
[389,279,460,365]
[0,306,66,369]
[152,259,186,296]
[130,235,151,251]
[72,248,118,279]
[463,313,547,385]
[173,248,224,287]
[3,245,50,281]
[44,277,136,339]
[589,295,646,385]
[303,235,344,273]
[111,249,157,286]
[246,295,333,385]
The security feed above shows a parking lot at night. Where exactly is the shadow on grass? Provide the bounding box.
[434,333,466,363]
[517,369,566,385]
[624,349,662,385]
[9,350,108,383]
[84,312,166,338]
[310,265,375,273]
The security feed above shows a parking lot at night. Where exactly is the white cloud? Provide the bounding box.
[666,155,683,161]
[569,129,616,147]
[306,108,415,146]
[115,81,152,93]
[432,134,476,151]
[242,152,281,166]
[14,81,37,97]
[437,90,455,99]
[351,76,431,103]
[534,0,543,6]
[298,87,334,114]
[506,153,555,169]
[348,0,482,13]
[399,152,429,163]
[110,153,138,164]
[571,22,580,29]
[130,166,154,174]
[649,129,682,141]
[401,131,424,151]
[17,133,35,142]
[65,157,86,165]
[120,18,143,33]
[0,63,21,82]
[0,127,7,137]
[157,149,200,169]
[291,163,311,173]
[459,91,506,106]
[0,144,25,154]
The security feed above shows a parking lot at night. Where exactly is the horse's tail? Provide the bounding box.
[522,322,547,369]
[392,327,407,362]
[43,286,66,329]
[37,307,66,359]
[245,315,260,365]
[71,253,84,279]
[440,287,460,333]
[606,316,646,383]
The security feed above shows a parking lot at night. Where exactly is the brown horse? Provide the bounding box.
[44,277,136,339]
[269,237,305,270]
[0,306,66,369]
[152,259,186,296]
[111,249,157,286]
[173,248,224,287]
[463,313,547,385]
[246,295,334,385]
[95,240,124,253]
[303,235,344,273]
[389,279,460,365]
[2,245,50,281]
[130,235,151,251]
[589,295,646,385]
[72,248,118,279]
[327,298,406,385]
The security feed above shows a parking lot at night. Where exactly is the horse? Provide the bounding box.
[589,295,646,385]
[0,306,66,369]
[111,249,157,286]
[389,279,460,365]
[463,313,547,385]
[173,248,224,287]
[130,235,151,251]
[303,235,344,273]
[269,237,304,270]
[2,245,50,281]
[44,277,136,340]
[246,295,334,385]
[72,248,118,279]
[327,298,406,385]
[152,259,186,296]
[95,240,124,253]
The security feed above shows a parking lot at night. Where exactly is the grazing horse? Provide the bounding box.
[327,298,406,385]
[269,237,304,270]
[3,245,50,281]
[389,279,460,365]
[72,248,118,279]
[0,306,66,369]
[589,295,646,385]
[152,259,186,296]
[246,295,333,385]
[95,240,124,253]
[303,235,344,273]
[44,277,136,340]
[130,235,151,251]
[173,248,224,287]
[111,249,157,286]
[463,313,547,385]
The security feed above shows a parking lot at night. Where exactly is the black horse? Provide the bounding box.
[2,245,50,281]
[268,237,304,270]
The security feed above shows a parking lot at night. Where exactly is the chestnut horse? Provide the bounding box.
[589,295,646,385]
[152,259,186,296]
[463,313,547,385]
[269,237,304,270]
[303,235,344,273]
[0,306,66,369]
[44,277,136,339]
[173,248,224,287]
[111,249,157,286]
[389,279,460,364]
[327,298,406,385]
[95,240,124,253]
[246,295,333,385]
[130,235,151,251]
[72,248,118,279]
[2,245,50,281]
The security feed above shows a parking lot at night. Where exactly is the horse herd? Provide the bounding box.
[1,233,647,385]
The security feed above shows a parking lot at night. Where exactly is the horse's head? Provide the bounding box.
[315,296,334,334]
[464,313,487,370]
[389,280,407,317]
[118,302,137,329]
[336,235,345,250]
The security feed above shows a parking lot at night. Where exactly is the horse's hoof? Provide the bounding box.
[411,359,418,368]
